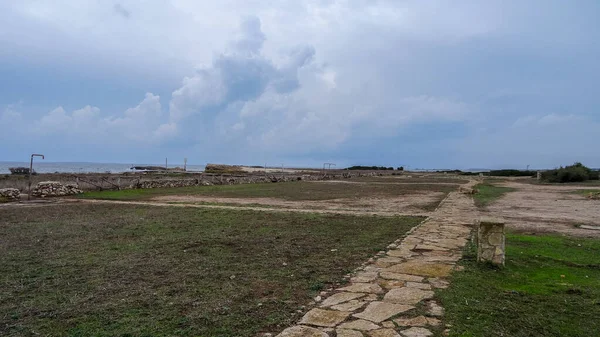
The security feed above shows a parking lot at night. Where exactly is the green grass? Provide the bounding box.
[438,233,600,337]
[77,180,458,202]
[572,189,600,197]
[0,204,423,336]
[473,183,516,208]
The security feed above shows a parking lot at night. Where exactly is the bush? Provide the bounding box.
[541,162,599,183]
[346,166,394,171]
[488,169,535,177]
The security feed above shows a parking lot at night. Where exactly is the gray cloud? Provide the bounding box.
[0,1,599,167]
[113,4,130,18]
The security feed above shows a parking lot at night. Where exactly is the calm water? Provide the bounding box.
[0,162,206,174]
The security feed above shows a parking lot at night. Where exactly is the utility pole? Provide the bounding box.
[322,162,336,176]
[28,154,44,200]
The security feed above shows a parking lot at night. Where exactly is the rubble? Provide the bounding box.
[0,188,21,201]
[31,181,83,197]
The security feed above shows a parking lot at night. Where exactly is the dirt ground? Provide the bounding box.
[151,191,444,216]
[483,180,600,238]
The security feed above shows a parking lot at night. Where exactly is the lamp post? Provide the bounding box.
[28,154,44,200]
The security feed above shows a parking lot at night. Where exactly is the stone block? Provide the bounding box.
[477,218,505,266]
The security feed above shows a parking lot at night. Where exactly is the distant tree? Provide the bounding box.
[398,166,404,171]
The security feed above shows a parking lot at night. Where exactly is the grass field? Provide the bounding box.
[0,204,422,336]
[473,183,515,208]
[438,233,600,337]
[77,180,458,202]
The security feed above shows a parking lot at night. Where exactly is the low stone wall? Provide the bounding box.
[32,181,84,197]
[127,171,386,190]
[0,188,20,201]
[1,171,397,198]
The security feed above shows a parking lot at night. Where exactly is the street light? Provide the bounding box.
[28,154,44,200]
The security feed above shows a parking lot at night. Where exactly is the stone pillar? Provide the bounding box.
[537,171,541,181]
[477,218,505,266]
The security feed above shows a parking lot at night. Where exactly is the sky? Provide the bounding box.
[1,1,599,169]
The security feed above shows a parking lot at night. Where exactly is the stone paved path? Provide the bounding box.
[276,182,479,337]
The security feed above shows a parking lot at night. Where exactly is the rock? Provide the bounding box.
[338,319,381,331]
[331,300,367,312]
[299,308,351,327]
[31,181,82,197]
[339,283,384,294]
[276,325,329,337]
[379,272,424,282]
[351,272,379,283]
[321,292,366,307]
[427,278,449,289]
[353,301,414,323]
[0,188,20,201]
[383,262,454,278]
[381,321,395,328]
[393,316,429,327]
[399,327,433,337]
[405,282,432,290]
[378,279,406,289]
[426,301,444,317]
[337,329,365,337]
[383,288,434,305]
[369,329,401,337]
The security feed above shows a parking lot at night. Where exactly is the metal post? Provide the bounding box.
[28,154,44,200]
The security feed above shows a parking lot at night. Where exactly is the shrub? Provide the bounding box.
[541,162,599,183]
[488,169,535,177]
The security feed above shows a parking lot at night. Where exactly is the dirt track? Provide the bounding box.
[483,181,600,237]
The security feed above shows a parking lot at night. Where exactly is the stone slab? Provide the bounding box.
[321,292,366,307]
[276,325,329,337]
[338,319,381,331]
[331,300,368,312]
[299,308,351,327]
[337,329,365,337]
[379,272,424,282]
[353,301,414,323]
[339,283,384,294]
[369,328,402,337]
[399,327,433,337]
[384,262,454,278]
[383,288,434,305]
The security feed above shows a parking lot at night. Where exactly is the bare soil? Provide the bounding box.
[483,180,600,238]
[150,191,443,215]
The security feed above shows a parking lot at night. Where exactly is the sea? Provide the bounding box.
[0,162,206,174]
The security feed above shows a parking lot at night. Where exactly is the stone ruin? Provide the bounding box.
[31,181,83,197]
[477,218,505,266]
[0,188,21,201]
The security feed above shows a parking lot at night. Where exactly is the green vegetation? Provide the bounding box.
[487,169,535,177]
[346,166,394,170]
[78,180,458,202]
[0,204,423,336]
[573,189,600,196]
[541,162,600,183]
[438,233,600,337]
[473,183,515,208]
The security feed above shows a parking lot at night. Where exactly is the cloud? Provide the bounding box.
[113,4,130,18]
[30,93,164,145]
[1,2,599,167]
